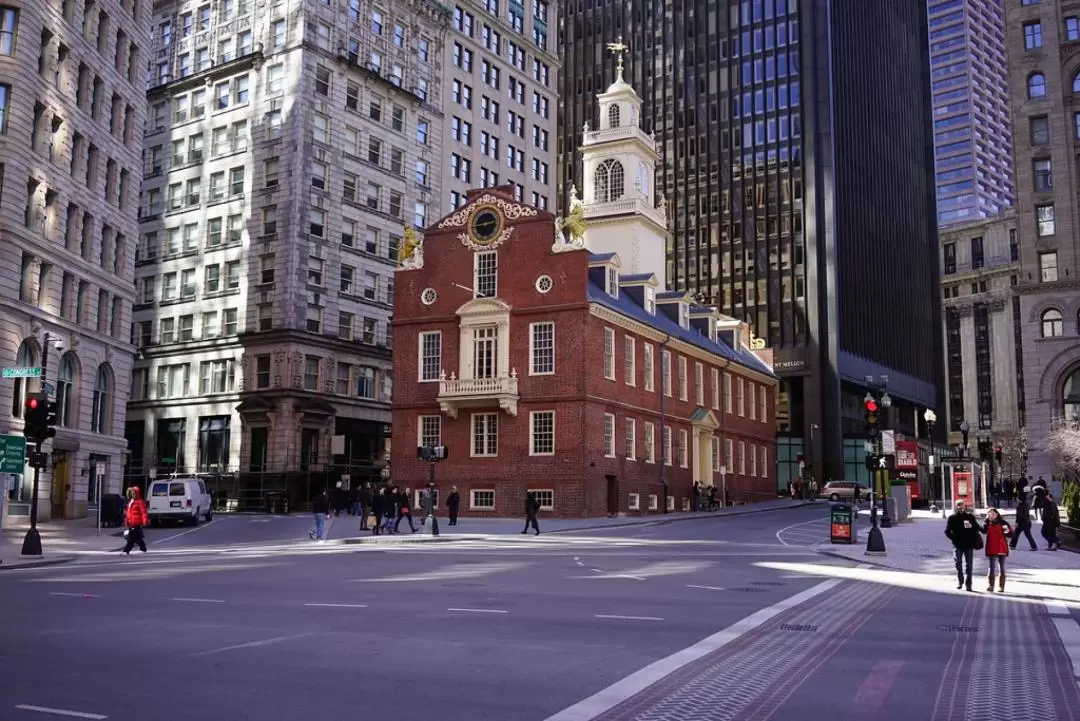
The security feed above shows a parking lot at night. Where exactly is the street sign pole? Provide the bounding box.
[21,332,51,556]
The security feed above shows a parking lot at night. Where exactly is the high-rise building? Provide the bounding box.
[1004,0,1080,481]
[128,0,449,507]
[442,0,559,212]
[927,0,1015,227]
[0,0,149,522]
[937,211,1024,471]
[558,0,944,486]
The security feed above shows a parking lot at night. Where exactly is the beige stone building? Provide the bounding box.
[938,211,1025,471]
[0,0,148,523]
[129,0,449,507]
[441,0,558,212]
[1004,0,1080,481]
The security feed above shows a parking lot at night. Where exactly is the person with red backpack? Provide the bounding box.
[122,486,149,554]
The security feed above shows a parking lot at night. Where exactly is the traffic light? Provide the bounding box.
[994,445,1003,464]
[44,399,59,439]
[864,397,879,437]
[22,392,49,443]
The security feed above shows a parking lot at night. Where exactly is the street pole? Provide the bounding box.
[421,447,440,537]
[658,336,670,513]
[96,466,102,535]
[21,332,50,556]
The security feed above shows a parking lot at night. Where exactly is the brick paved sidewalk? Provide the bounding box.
[0,516,123,568]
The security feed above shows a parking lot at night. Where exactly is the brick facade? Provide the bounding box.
[392,186,777,518]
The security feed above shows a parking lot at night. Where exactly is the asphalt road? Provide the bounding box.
[2,507,1079,721]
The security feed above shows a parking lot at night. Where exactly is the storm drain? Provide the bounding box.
[940,624,979,633]
[779,623,818,632]
[729,587,769,593]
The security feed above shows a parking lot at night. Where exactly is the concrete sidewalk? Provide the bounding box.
[816,512,1080,590]
[0,517,123,569]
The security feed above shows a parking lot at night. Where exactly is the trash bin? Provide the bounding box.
[266,491,287,514]
[100,493,124,528]
[830,503,857,544]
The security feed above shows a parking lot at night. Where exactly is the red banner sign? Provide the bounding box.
[895,441,918,470]
[952,471,973,507]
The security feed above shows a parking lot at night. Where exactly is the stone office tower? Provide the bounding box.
[128,0,450,506]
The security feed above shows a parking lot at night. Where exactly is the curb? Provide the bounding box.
[0,555,77,571]
[544,502,819,534]
[342,535,456,545]
[814,548,896,570]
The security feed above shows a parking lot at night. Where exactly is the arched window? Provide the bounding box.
[1073,72,1080,93]
[10,339,39,418]
[1029,72,1047,98]
[56,353,77,428]
[594,159,625,203]
[91,364,111,434]
[608,103,621,128]
[1064,369,1080,421]
[1041,308,1064,338]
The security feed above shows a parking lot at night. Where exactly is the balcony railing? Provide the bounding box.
[437,370,519,417]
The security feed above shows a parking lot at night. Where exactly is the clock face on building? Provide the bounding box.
[470,207,504,245]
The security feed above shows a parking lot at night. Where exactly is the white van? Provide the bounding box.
[147,478,213,526]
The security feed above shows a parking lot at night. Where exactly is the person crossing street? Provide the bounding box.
[121,486,149,555]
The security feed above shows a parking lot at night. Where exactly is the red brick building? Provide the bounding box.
[391,69,777,518]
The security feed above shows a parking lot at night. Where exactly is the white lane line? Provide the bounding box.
[589,568,604,573]
[545,577,844,721]
[171,597,225,604]
[151,518,221,546]
[14,705,107,719]
[594,614,664,622]
[686,585,726,591]
[1045,599,1071,617]
[1045,600,1080,681]
[304,603,368,609]
[192,633,310,657]
[446,607,509,614]
[775,518,827,546]
[48,592,99,598]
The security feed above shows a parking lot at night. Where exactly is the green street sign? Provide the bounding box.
[2,367,42,379]
[0,435,27,475]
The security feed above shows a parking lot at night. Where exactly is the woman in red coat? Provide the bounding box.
[981,507,1012,592]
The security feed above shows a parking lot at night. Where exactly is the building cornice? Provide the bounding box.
[588,304,776,385]
[236,329,393,361]
[1014,278,1080,295]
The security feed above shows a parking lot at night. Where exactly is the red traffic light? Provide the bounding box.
[995,446,1002,453]
[26,397,40,410]
[864,399,878,413]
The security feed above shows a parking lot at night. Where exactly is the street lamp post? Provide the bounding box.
[21,332,56,557]
[879,390,893,528]
[416,445,445,536]
[923,408,938,514]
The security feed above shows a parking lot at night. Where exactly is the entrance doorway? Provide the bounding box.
[605,475,618,516]
[50,451,69,520]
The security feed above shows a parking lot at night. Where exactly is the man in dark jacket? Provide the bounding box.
[395,487,418,533]
[358,483,373,531]
[522,492,540,535]
[1010,498,1039,551]
[1042,493,1061,551]
[310,491,331,541]
[945,501,980,591]
[1033,477,1048,521]
[370,487,385,535]
[446,486,461,526]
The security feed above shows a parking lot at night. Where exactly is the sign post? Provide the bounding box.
[0,435,27,475]
[719,466,727,508]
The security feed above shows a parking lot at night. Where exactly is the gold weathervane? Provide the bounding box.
[605,38,628,76]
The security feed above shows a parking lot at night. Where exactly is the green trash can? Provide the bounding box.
[830,503,857,544]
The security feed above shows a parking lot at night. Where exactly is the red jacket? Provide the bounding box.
[125,487,149,528]
[983,519,1011,556]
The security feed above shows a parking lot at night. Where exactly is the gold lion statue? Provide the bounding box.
[398,226,421,265]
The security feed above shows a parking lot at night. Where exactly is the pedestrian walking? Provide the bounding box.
[692,482,701,512]
[945,500,980,591]
[446,486,460,526]
[522,492,540,535]
[1033,477,1048,522]
[310,490,331,541]
[980,507,1012,593]
[1009,497,1039,551]
[121,486,149,554]
[379,487,396,534]
[358,483,373,531]
[1042,493,1062,551]
[370,485,384,535]
[395,487,418,533]
[707,486,717,511]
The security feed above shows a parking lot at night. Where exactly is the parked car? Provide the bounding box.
[147,478,213,526]
[820,481,869,502]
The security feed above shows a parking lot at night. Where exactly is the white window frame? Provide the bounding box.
[695,362,704,406]
[759,387,767,423]
[643,344,654,392]
[750,443,757,477]
[417,414,442,447]
[678,356,688,401]
[759,445,768,478]
[529,410,555,456]
[711,367,720,410]
[663,426,672,467]
[648,494,658,510]
[469,489,495,510]
[678,429,688,468]
[527,488,554,511]
[748,383,757,420]
[644,421,655,463]
[603,327,616,380]
[737,377,745,416]
[625,418,636,460]
[418,330,442,382]
[711,437,720,472]
[738,440,746,474]
[473,250,498,298]
[724,372,733,413]
[725,438,734,470]
[529,321,554,375]
[603,412,616,457]
[628,493,640,510]
[624,336,636,385]
[470,412,498,457]
[661,349,672,396]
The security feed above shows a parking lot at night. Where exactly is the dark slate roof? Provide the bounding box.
[656,290,688,300]
[588,252,618,263]
[587,281,775,376]
[619,273,656,283]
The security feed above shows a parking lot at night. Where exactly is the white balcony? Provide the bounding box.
[438,370,519,418]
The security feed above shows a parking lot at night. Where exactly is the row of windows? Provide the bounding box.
[131,308,238,348]
[11,340,115,435]
[453,2,551,56]
[18,254,126,341]
[1038,308,1080,339]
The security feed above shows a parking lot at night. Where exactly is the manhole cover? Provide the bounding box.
[730,587,769,593]
[779,623,818,632]
[940,625,979,633]
[752,581,787,586]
